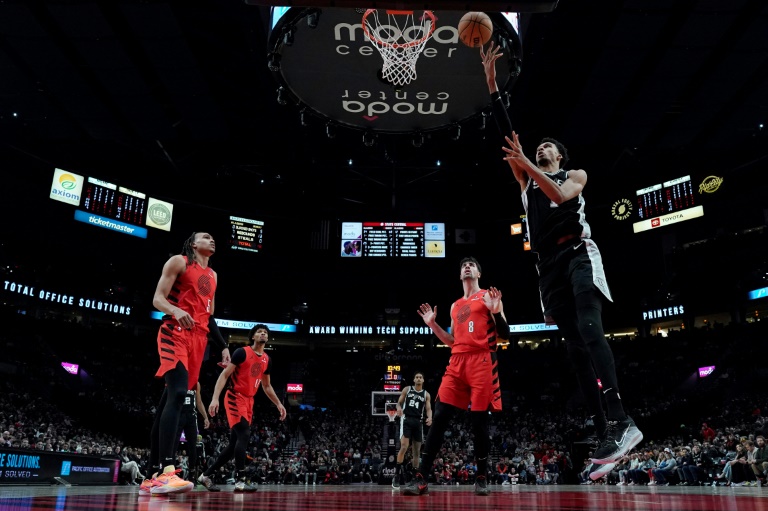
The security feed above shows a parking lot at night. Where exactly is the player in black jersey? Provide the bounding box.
[175,382,210,484]
[392,372,432,489]
[481,42,643,471]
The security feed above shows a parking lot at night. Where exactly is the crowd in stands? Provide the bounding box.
[2,308,768,489]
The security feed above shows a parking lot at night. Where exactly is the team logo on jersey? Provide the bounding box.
[250,356,267,379]
[610,198,633,221]
[456,304,471,323]
[198,274,212,296]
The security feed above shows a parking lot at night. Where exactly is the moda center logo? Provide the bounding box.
[273,9,520,132]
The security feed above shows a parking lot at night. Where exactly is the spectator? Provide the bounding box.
[650,450,677,486]
[749,435,768,482]
[701,423,716,443]
[616,454,638,486]
[680,445,712,485]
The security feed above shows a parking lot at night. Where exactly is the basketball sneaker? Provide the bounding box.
[591,416,643,464]
[197,473,221,492]
[150,467,194,495]
[392,475,400,489]
[474,475,490,496]
[138,478,154,496]
[589,461,616,481]
[234,478,258,492]
[401,472,428,496]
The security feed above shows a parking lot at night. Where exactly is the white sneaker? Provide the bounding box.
[616,481,625,486]
[589,462,616,481]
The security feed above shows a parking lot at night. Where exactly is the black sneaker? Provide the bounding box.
[392,475,400,489]
[402,473,428,496]
[234,479,258,492]
[474,475,490,496]
[197,474,221,492]
[591,416,643,464]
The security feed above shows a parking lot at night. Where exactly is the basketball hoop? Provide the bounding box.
[362,9,437,86]
[385,402,398,422]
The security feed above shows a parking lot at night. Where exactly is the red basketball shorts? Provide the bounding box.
[225,389,254,428]
[437,351,501,412]
[154,320,207,385]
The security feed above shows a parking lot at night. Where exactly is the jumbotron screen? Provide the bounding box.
[341,222,445,258]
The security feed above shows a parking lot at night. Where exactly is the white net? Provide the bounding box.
[385,402,398,422]
[363,10,436,87]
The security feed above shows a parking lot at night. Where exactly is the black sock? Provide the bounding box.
[604,389,627,421]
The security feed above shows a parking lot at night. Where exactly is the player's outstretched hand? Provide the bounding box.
[277,404,287,421]
[481,40,503,86]
[417,303,437,326]
[208,401,219,417]
[484,287,503,314]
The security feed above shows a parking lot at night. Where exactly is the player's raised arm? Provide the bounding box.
[417,303,454,347]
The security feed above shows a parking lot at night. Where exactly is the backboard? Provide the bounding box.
[266,7,522,136]
[371,390,401,416]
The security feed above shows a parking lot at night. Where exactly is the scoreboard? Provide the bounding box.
[82,178,147,225]
[633,175,704,233]
[230,215,264,253]
[341,222,445,258]
[636,175,696,220]
[383,365,402,391]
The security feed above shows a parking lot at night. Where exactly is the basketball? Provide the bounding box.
[458,12,493,48]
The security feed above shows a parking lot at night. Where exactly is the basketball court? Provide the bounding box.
[3,483,768,511]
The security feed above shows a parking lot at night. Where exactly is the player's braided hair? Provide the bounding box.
[181,232,198,266]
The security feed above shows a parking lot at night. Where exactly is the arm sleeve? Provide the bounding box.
[207,316,228,351]
[490,91,513,139]
[493,312,510,340]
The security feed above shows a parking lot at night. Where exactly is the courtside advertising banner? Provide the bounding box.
[0,447,120,484]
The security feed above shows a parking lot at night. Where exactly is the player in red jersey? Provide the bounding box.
[198,324,287,492]
[403,257,509,497]
[140,232,231,496]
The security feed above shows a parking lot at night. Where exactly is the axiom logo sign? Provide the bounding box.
[50,168,84,206]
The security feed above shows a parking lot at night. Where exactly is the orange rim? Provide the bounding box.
[362,9,436,49]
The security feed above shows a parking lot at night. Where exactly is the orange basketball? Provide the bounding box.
[458,12,493,48]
